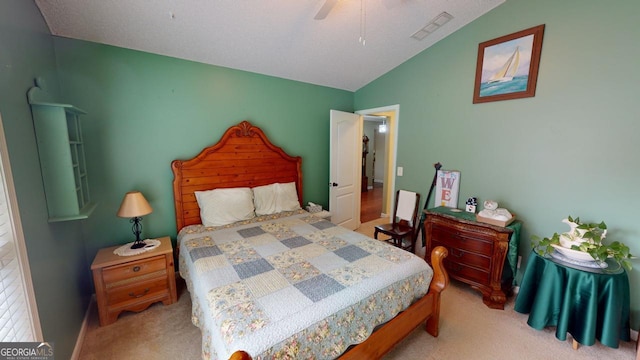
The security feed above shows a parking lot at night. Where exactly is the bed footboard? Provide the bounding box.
[425,245,449,337]
[229,351,251,360]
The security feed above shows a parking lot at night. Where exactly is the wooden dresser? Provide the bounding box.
[424,208,516,309]
[91,236,177,326]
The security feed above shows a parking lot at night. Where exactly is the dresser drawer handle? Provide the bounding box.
[451,248,463,258]
[129,288,150,298]
[133,266,141,272]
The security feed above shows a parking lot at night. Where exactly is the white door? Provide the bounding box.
[329,110,361,230]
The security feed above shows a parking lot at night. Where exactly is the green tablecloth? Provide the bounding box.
[425,206,521,285]
[514,251,631,348]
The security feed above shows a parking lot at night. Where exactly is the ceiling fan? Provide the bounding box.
[314,0,409,20]
[314,0,339,20]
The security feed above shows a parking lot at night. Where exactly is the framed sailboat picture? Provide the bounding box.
[473,25,545,103]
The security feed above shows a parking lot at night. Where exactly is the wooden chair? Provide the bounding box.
[374,190,421,253]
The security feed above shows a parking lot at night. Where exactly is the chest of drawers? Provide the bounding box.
[424,210,514,309]
[91,236,177,325]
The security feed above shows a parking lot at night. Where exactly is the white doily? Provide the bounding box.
[113,239,161,256]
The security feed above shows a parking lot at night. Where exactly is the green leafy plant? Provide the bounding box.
[531,215,633,271]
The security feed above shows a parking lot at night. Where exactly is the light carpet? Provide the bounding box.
[78,218,636,359]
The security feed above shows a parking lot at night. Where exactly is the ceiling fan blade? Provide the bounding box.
[314,0,339,20]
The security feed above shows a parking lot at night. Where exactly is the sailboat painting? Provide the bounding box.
[486,45,523,84]
[473,25,545,103]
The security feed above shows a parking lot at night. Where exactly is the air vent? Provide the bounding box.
[411,12,453,41]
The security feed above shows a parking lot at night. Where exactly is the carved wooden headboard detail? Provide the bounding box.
[171,120,303,231]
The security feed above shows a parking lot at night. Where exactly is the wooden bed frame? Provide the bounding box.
[172,120,449,360]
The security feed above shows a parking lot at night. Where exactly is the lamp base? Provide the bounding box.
[130,240,147,249]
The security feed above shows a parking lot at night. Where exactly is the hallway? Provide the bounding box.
[360,182,383,223]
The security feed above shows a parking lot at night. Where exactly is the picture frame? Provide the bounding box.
[434,170,460,208]
[473,25,545,104]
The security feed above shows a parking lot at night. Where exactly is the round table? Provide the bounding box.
[514,251,630,348]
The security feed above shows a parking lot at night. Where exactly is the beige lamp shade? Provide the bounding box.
[117,191,153,218]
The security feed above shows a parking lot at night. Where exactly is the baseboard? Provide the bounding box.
[71,294,95,360]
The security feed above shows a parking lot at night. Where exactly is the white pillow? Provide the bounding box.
[252,183,278,216]
[275,182,301,212]
[252,182,301,215]
[194,187,255,226]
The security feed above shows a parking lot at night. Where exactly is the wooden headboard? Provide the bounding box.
[171,121,303,231]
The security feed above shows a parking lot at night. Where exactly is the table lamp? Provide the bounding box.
[117,191,153,249]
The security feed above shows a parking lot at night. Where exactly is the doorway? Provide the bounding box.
[360,116,385,223]
[356,105,398,224]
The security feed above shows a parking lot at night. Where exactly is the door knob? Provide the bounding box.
[329,182,338,187]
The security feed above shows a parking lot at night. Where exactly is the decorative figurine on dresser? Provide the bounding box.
[465,197,478,213]
[424,203,520,309]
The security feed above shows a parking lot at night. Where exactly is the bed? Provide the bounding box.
[172,120,449,360]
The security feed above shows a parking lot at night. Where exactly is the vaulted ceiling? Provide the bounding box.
[36,0,505,91]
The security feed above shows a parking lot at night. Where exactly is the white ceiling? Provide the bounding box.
[35,0,505,91]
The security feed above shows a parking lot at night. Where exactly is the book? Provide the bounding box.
[434,170,460,208]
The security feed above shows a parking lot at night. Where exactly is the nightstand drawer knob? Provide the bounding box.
[129,288,150,298]
[133,266,141,272]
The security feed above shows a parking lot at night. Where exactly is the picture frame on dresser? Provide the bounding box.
[434,170,460,208]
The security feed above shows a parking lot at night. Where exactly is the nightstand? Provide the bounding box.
[91,236,177,326]
[424,207,520,309]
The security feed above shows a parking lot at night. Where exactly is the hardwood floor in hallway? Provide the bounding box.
[360,182,383,223]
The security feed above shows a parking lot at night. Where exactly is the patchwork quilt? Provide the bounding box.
[178,210,433,360]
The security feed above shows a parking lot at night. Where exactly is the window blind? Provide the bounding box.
[0,113,40,341]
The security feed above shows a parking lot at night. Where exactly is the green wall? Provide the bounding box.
[2,0,639,356]
[2,3,352,356]
[0,1,90,358]
[52,38,354,259]
[355,0,640,328]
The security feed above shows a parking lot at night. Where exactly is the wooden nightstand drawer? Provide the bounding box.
[431,225,493,256]
[103,255,167,284]
[444,260,490,285]
[433,240,491,269]
[107,277,169,306]
[91,236,178,326]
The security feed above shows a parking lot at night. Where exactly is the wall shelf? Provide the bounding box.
[27,78,96,222]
